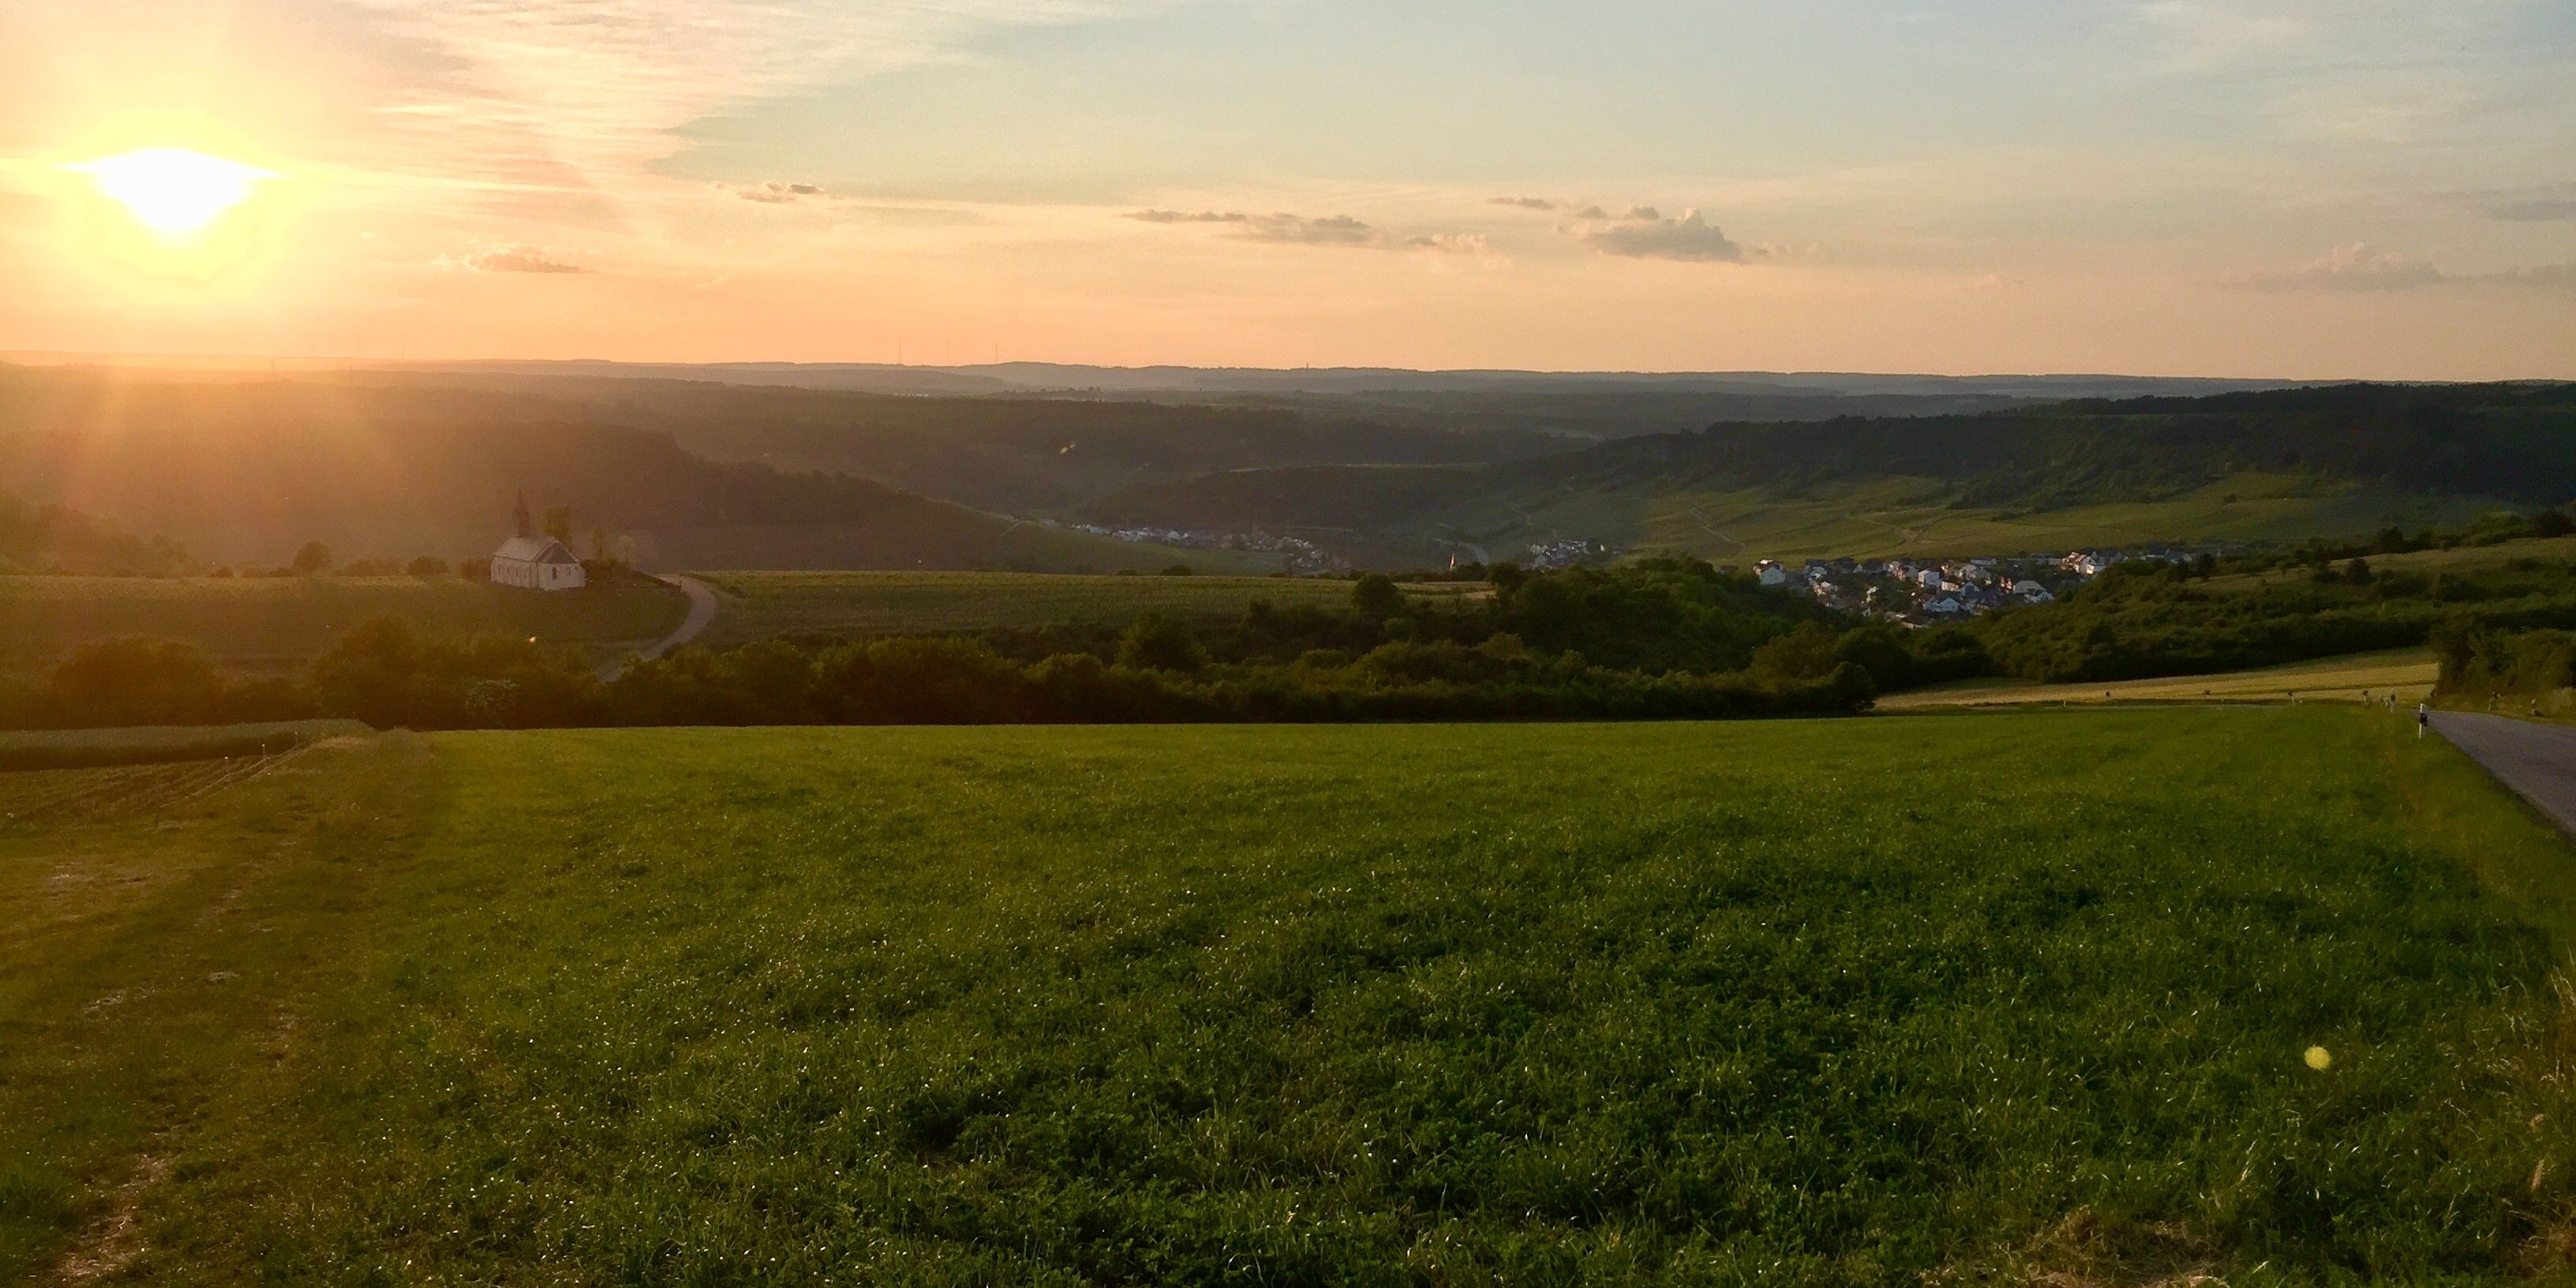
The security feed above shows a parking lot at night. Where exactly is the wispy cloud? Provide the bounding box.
[449,244,590,274]
[1125,209,1487,253]
[2489,197,2576,223]
[2134,0,2312,72]
[719,181,829,204]
[1488,196,1558,211]
[1571,208,1748,263]
[2238,243,2576,292]
[2240,243,2440,291]
[355,0,1189,197]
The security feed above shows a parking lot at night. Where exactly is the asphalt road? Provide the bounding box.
[642,575,718,661]
[2432,711,2576,835]
[598,576,717,680]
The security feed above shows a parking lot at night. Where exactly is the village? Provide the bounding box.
[1060,521,1347,574]
[1751,547,2201,625]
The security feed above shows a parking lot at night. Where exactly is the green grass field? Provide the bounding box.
[1881,648,2440,710]
[691,571,1477,648]
[0,575,688,673]
[5,710,2575,1283]
[1451,475,2502,567]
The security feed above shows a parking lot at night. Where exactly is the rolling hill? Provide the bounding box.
[1080,383,2576,564]
[0,370,1279,574]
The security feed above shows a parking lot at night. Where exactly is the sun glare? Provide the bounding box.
[66,148,278,241]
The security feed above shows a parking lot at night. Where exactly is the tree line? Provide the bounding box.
[4,562,1976,731]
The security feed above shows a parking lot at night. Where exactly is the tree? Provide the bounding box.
[2345,556,2374,585]
[2533,508,2575,539]
[292,540,332,575]
[1115,612,1208,672]
[1750,622,1841,682]
[408,556,450,576]
[2191,552,2218,579]
[544,507,575,547]
[46,637,226,727]
[1352,572,1403,618]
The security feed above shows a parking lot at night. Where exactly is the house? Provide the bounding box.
[1756,560,1790,587]
[1924,595,1964,616]
[489,494,586,592]
[1916,567,1946,590]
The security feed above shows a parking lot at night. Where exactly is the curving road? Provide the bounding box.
[2432,712,2576,836]
[642,575,719,661]
[598,576,718,680]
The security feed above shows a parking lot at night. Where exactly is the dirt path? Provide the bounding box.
[2432,712,2576,836]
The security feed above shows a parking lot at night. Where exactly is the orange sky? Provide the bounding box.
[2,0,2570,377]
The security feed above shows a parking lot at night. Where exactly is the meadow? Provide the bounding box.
[0,574,687,672]
[1880,647,2439,710]
[690,571,1478,648]
[1602,476,2492,566]
[4,709,2575,1283]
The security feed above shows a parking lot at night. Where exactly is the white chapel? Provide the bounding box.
[489,493,586,591]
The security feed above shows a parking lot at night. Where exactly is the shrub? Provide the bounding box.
[43,638,227,728]
[1351,573,1404,618]
[1116,613,1208,673]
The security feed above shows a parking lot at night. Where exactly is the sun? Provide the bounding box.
[65,148,279,241]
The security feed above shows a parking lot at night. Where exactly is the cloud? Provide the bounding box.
[1574,208,1747,263]
[721,181,829,204]
[453,245,590,274]
[2488,263,2576,290]
[1488,196,1556,211]
[1249,214,1374,245]
[1405,234,1498,257]
[2135,0,2312,71]
[347,1,1189,203]
[2237,245,2576,293]
[2239,243,2442,292]
[2489,198,2576,222]
[1129,208,1372,242]
[1125,209,1484,253]
[1125,208,1247,224]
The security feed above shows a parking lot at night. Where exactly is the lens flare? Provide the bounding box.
[66,148,279,241]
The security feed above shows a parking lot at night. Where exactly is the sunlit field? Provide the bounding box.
[0,575,687,672]
[1880,648,2439,710]
[3,710,2573,1283]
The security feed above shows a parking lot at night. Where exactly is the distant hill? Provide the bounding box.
[0,372,1275,573]
[0,494,193,575]
[1078,383,2576,564]
[8,366,2556,572]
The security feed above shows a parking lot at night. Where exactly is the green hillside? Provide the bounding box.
[5,710,2574,1282]
[1082,384,2574,564]
[0,371,1283,575]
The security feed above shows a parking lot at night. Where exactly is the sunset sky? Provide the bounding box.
[1,0,2570,377]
